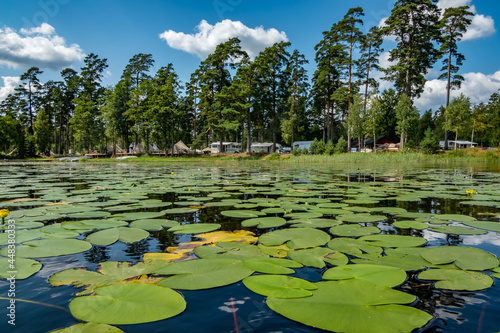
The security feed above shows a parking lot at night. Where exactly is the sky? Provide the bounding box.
[0,0,498,112]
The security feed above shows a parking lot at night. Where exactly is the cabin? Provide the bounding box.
[364,136,397,149]
[439,140,478,150]
[251,142,282,153]
[210,142,241,154]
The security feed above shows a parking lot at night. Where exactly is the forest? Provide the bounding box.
[1,1,500,158]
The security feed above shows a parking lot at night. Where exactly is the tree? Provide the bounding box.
[420,127,440,154]
[357,26,383,111]
[18,67,43,134]
[363,94,383,151]
[470,103,491,147]
[417,109,435,144]
[395,93,419,151]
[377,89,399,140]
[443,93,471,149]
[347,94,364,150]
[439,5,473,149]
[103,79,132,153]
[33,108,52,155]
[483,91,500,147]
[382,0,441,100]
[123,53,155,88]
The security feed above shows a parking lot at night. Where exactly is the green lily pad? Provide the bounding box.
[168,223,221,234]
[429,226,487,235]
[266,281,432,333]
[0,239,92,258]
[323,264,407,287]
[330,224,381,237]
[328,238,383,257]
[418,269,494,291]
[288,247,349,268]
[221,210,265,218]
[0,257,42,279]
[155,258,254,290]
[69,284,186,324]
[194,242,267,260]
[393,220,429,230]
[112,211,166,221]
[462,221,500,233]
[129,219,180,231]
[420,246,499,271]
[50,323,124,333]
[242,257,302,274]
[284,212,324,220]
[87,227,150,246]
[433,214,476,223]
[492,267,500,279]
[241,217,287,229]
[62,219,128,232]
[336,214,387,224]
[352,248,432,271]
[288,218,342,229]
[243,275,317,298]
[259,228,330,250]
[359,235,427,248]
[67,211,111,219]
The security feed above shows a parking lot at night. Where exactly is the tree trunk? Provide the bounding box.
[246,108,251,153]
[455,132,458,150]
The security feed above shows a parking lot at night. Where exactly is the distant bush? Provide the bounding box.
[448,149,466,157]
[325,141,335,155]
[335,137,347,154]
[420,128,440,154]
[309,138,325,155]
[268,152,280,160]
[301,148,309,155]
[292,148,300,156]
[486,151,498,159]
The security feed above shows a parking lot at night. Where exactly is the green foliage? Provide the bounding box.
[324,141,335,155]
[335,137,347,153]
[420,127,440,154]
[291,147,300,156]
[34,108,52,155]
[443,94,472,149]
[309,138,325,155]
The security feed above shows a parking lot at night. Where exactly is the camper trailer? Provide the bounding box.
[210,142,241,154]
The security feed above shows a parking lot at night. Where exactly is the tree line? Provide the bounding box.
[1,0,500,158]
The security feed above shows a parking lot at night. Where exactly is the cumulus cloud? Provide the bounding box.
[0,23,85,71]
[159,19,288,59]
[0,76,21,101]
[414,70,500,111]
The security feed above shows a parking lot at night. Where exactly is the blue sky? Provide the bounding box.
[0,0,498,111]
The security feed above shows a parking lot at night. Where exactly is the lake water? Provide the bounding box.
[0,160,499,333]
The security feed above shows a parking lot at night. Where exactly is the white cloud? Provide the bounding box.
[0,76,21,101]
[437,0,472,10]
[159,19,288,59]
[0,24,85,71]
[462,13,496,41]
[414,70,500,110]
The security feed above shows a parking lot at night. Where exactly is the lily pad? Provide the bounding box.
[492,267,500,279]
[352,247,432,271]
[359,235,427,248]
[243,275,317,298]
[86,227,150,246]
[155,258,254,290]
[112,211,166,221]
[129,219,180,231]
[462,221,500,233]
[241,217,287,229]
[0,257,42,279]
[330,224,381,237]
[69,284,186,324]
[266,281,432,333]
[259,228,330,250]
[328,238,383,257]
[0,239,92,258]
[288,218,342,229]
[242,257,302,274]
[429,226,487,235]
[194,242,266,260]
[418,269,494,291]
[323,264,407,287]
[168,223,221,234]
[288,247,349,268]
[420,246,499,271]
[393,220,429,230]
[221,210,265,218]
[336,214,387,224]
[50,323,124,333]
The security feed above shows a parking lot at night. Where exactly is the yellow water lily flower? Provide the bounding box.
[466,189,474,195]
[0,209,9,218]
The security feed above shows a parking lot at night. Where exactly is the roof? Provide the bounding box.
[173,140,191,154]
[210,142,242,146]
[440,140,477,145]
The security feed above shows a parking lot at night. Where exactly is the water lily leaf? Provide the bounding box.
[50,323,124,333]
[221,210,265,218]
[429,226,487,235]
[194,242,266,259]
[194,230,258,244]
[433,214,476,223]
[359,235,427,248]
[284,212,324,220]
[328,238,383,257]
[370,207,407,215]
[330,224,381,237]
[259,228,330,250]
[492,267,500,279]
[323,264,407,287]
[261,207,285,214]
[67,211,111,219]
[393,220,429,230]
[242,257,302,274]
[461,221,500,233]
[257,243,291,258]
[288,218,342,229]
[69,284,186,324]
[168,223,221,234]
[352,248,432,271]
[0,257,42,279]
[420,246,499,271]
[242,217,287,229]
[288,247,348,268]
[0,239,92,258]
[0,229,45,245]
[61,219,128,232]
[87,227,150,246]
[206,200,241,207]
[243,275,317,298]
[266,281,433,333]
[0,221,43,230]
[155,258,254,290]
[418,269,494,291]
[49,260,171,295]
[336,214,387,224]
[112,211,166,221]
[129,219,179,231]
[161,207,199,214]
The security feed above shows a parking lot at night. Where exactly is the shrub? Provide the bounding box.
[420,128,440,154]
[325,141,335,155]
[335,137,347,154]
[292,148,300,156]
[309,138,325,155]
[301,148,309,155]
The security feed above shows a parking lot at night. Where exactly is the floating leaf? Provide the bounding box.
[259,228,330,250]
[418,269,493,291]
[336,214,387,224]
[194,242,266,260]
[0,257,42,279]
[221,210,265,218]
[328,238,382,257]
[168,223,221,234]
[492,267,500,279]
[330,224,381,237]
[242,257,302,274]
[352,248,432,271]
[288,218,342,229]
[429,226,487,235]
[112,211,166,221]
[420,246,499,271]
[433,214,476,223]
[266,281,432,333]
[257,243,291,258]
[155,258,254,290]
[393,220,429,230]
[288,247,348,268]
[194,230,257,244]
[162,207,199,214]
[243,275,317,298]
[129,219,179,231]
[359,235,427,248]
[0,239,92,258]
[241,217,287,229]
[284,212,324,220]
[69,284,186,324]
[62,219,128,232]
[462,221,500,233]
[323,264,407,287]
[87,227,150,246]
[50,323,124,333]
